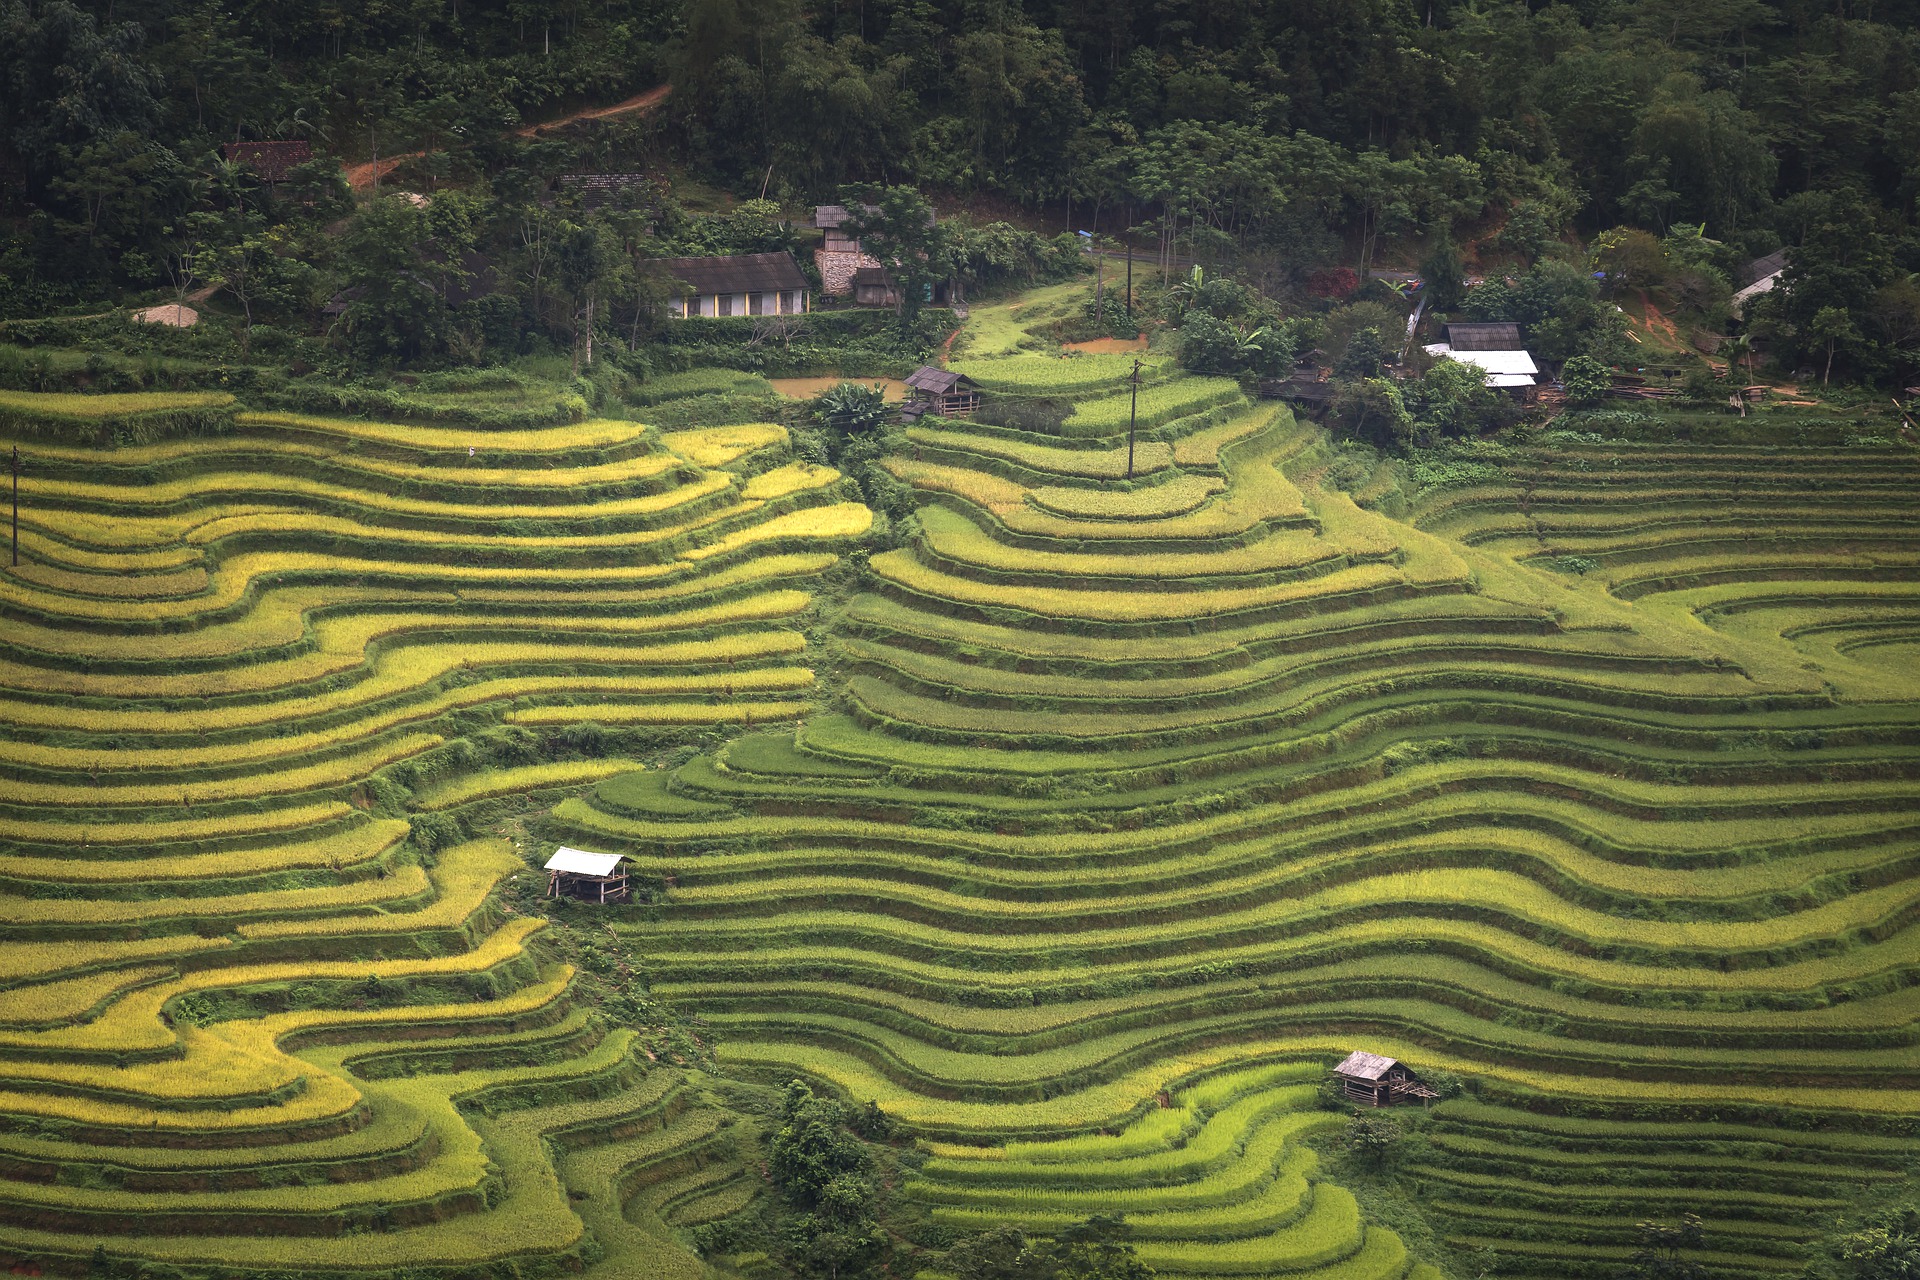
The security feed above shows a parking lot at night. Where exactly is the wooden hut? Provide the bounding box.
[651,252,809,319]
[544,847,631,904]
[853,265,901,307]
[220,140,313,183]
[1331,1050,1438,1107]
[903,367,981,419]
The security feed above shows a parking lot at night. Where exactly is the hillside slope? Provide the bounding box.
[0,394,867,1276]
[550,355,1920,1278]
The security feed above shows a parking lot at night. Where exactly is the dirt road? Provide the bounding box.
[343,85,671,191]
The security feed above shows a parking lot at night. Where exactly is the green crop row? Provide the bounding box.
[1059,377,1245,436]
[950,353,1176,396]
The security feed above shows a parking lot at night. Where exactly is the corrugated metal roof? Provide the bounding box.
[1445,322,1524,351]
[1333,1050,1399,1080]
[1736,249,1788,290]
[1427,346,1538,379]
[648,251,807,297]
[545,847,625,876]
[906,366,969,394]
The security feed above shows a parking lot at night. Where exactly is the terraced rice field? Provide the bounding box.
[547,347,1920,1278]
[0,398,868,1276]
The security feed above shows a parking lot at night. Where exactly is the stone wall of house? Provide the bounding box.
[816,249,882,296]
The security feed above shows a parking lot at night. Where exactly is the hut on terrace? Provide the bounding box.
[651,251,810,318]
[544,847,631,904]
[1331,1050,1439,1107]
[901,366,981,421]
[220,140,313,183]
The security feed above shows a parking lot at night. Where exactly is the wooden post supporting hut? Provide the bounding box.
[1331,1050,1439,1107]
[544,847,630,904]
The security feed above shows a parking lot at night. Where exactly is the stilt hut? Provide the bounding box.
[903,367,982,419]
[544,847,631,904]
[1331,1051,1439,1107]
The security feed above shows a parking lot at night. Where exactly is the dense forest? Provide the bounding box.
[1,0,1917,380]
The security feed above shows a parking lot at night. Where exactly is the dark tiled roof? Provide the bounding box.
[221,140,313,182]
[1445,321,1523,351]
[648,252,807,296]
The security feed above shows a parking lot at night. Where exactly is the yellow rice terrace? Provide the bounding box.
[1,327,1918,1280]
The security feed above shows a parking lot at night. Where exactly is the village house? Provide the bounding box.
[219,140,313,183]
[1331,1050,1439,1107]
[652,251,810,319]
[813,204,884,298]
[814,204,947,305]
[1424,321,1540,402]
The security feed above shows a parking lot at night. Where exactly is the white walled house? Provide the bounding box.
[653,252,810,318]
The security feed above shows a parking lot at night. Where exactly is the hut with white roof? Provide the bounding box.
[1424,321,1540,403]
[544,847,631,904]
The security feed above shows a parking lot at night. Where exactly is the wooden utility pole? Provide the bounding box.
[1126,358,1143,480]
[10,445,17,568]
[1125,243,1133,321]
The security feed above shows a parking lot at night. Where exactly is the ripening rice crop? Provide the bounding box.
[1061,376,1244,435]
[0,386,868,1278]
[951,353,1175,396]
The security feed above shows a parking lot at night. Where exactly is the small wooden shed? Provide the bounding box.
[544,847,631,904]
[1332,1050,1438,1107]
[852,265,900,307]
[904,367,981,419]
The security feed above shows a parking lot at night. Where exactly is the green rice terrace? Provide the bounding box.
[0,305,1918,1280]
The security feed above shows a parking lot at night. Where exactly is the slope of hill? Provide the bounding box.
[0,394,867,1275]
[547,338,1920,1277]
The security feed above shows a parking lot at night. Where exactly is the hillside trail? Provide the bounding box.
[343,85,671,191]
[1635,289,1682,346]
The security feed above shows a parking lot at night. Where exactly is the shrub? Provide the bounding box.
[1562,355,1612,406]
